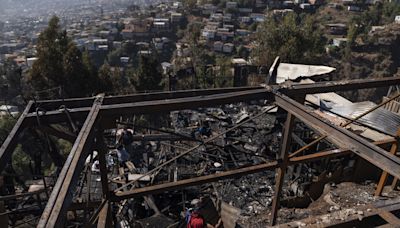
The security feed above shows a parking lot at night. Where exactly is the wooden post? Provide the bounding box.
[270,113,295,226]
[97,201,112,228]
[375,128,400,196]
[96,129,113,227]
[97,129,110,199]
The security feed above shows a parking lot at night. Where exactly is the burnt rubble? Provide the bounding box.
[4,77,400,227]
[63,100,366,227]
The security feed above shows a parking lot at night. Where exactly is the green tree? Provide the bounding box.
[345,1,400,48]
[98,62,114,93]
[215,56,232,87]
[131,55,164,92]
[63,43,91,97]
[183,0,197,11]
[0,116,16,144]
[237,45,249,59]
[0,60,22,100]
[346,22,360,50]
[187,22,202,45]
[253,13,326,67]
[382,2,400,22]
[107,48,123,66]
[28,16,69,97]
[28,16,96,99]
[109,67,130,93]
[211,0,221,6]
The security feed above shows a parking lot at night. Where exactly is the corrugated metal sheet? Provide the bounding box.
[328,101,400,136]
[276,63,336,83]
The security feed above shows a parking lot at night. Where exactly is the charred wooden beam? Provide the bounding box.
[101,89,270,117]
[275,93,400,180]
[24,77,400,125]
[38,96,104,228]
[97,201,112,228]
[31,76,400,112]
[31,87,262,111]
[271,113,295,226]
[375,128,400,196]
[0,101,33,172]
[280,76,400,96]
[113,161,280,201]
[96,130,110,199]
[25,89,271,124]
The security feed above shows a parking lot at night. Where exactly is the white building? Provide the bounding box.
[236,29,250,36]
[120,57,130,64]
[153,38,164,50]
[226,1,238,8]
[26,57,38,67]
[171,13,183,24]
[214,41,223,52]
[202,29,216,40]
[395,15,400,24]
[173,2,183,8]
[223,43,234,53]
[300,3,311,9]
[332,38,347,47]
[239,17,251,23]
[250,13,265,22]
[153,19,170,32]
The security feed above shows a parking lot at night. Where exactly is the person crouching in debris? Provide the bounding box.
[187,208,206,228]
[116,144,130,168]
[91,159,100,173]
[120,127,134,154]
[186,198,221,228]
[192,121,212,139]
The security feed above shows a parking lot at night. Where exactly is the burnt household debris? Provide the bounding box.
[2,62,400,227]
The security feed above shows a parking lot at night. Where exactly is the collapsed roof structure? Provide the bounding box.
[2,70,400,227]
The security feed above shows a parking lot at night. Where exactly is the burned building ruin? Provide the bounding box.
[2,75,400,227]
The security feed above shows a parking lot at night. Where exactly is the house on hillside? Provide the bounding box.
[332,38,347,47]
[395,15,400,24]
[202,28,217,40]
[202,4,217,15]
[308,0,324,5]
[223,43,234,53]
[226,1,238,8]
[170,13,183,24]
[250,13,265,23]
[326,23,347,35]
[214,41,223,52]
[348,5,362,11]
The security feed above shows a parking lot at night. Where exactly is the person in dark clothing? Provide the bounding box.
[116,145,130,167]
[121,128,133,146]
[120,128,134,157]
